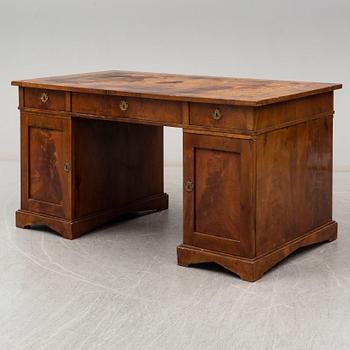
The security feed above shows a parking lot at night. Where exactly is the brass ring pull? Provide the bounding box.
[185,180,194,192]
[40,92,49,104]
[119,100,128,112]
[212,108,221,120]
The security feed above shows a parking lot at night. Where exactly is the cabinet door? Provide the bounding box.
[183,132,255,258]
[20,112,72,219]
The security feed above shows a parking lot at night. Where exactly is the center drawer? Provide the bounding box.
[72,93,182,124]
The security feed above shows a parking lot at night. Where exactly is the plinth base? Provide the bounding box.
[16,193,169,239]
[177,221,337,282]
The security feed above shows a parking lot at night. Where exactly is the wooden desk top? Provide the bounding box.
[12,70,342,106]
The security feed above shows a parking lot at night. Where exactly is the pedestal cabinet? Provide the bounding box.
[178,115,336,281]
[16,89,168,239]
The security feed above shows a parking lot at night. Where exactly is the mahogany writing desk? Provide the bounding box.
[12,71,342,281]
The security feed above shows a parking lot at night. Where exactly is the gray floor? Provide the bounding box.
[0,160,349,350]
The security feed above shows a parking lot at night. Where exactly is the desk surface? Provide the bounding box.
[12,70,342,106]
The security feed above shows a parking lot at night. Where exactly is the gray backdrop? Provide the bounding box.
[1,0,348,168]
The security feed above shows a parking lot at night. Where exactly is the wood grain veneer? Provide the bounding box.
[12,70,341,106]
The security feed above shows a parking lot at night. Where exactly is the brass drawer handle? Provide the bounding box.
[185,180,194,192]
[40,92,49,104]
[119,100,128,112]
[212,108,221,120]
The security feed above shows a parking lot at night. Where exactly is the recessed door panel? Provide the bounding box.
[194,148,240,241]
[29,127,64,204]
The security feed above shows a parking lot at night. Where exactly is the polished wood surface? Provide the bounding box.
[178,221,337,282]
[256,117,333,255]
[183,133,255,258]
[189,103,254,131]
[24,88,67,111]
[12,70,341,106]
[73,119,165,218]
[13,70,341,281]
[255,91,333,132]
[72,93,183,125]
[17,88,336,138]
[20,112,72,219]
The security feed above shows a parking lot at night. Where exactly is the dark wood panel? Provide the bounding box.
[29,127,64,204]
[72,93,182,124]
[24,88,66,111]
[255,92,334,132]
[194,148,240,240]
[73,118,164,218]
[12,70,341,106]
[21,112,72,219]
[183,132,255,257]
[256,117,333,255]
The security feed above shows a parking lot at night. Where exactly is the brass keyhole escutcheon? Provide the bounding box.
[63,162,71,173]
[40,92,49,104]
[119,100,128,112]
[212,108,222,120]
[185,180,194,192]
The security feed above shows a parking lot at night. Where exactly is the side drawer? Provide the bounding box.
[24,88,66,111]
[72,93,183,124]
[189,103,255,132]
